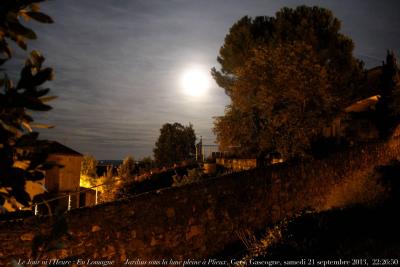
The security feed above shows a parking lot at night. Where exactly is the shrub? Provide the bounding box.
[172,168,203,187]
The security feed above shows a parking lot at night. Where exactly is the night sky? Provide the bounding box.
[16,0,400,160]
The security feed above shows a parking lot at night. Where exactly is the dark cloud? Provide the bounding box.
[18,0,399,159]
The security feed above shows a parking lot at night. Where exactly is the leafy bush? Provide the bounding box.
[172,168,204,187]
[80,155,98,180]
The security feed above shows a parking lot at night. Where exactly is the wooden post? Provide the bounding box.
[34,204,38,216]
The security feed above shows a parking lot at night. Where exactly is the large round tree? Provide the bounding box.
[212,6,365,159]
[153,123,196,167]
[213,6,364,103]
[215,43,334,159]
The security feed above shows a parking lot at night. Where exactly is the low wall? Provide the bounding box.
[1,139,399,265]
[216,158,257,171]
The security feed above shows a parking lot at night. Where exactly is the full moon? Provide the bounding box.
[180,67,211,97]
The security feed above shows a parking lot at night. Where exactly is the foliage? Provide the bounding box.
[80,155,123,202]
[79,155,98,189]
[212,6,365,159]
[376,51,400,138]
[116,164,198,197]
[0,0,54,208]
[80,155,97,179]
[81,167,120,204]
[213,106,252,155]
[112,156,137,198]
[172,168,203,187]
[138,156,155,174]
[0,0,54,65]
[97,165,118,202]
[213,6,364,102]
[212,16,274,95]
[153,122,196,167]
[116,168,170,197]
[215,43,334,158]
[117,155,136,181]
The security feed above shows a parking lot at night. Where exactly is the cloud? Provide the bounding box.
[23,0,399,159]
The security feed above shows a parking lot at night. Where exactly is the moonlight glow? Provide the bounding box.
[180,67,211,97]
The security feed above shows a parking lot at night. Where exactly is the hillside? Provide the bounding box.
[241,160,400,262]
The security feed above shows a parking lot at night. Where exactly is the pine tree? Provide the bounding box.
[212,6,364,159]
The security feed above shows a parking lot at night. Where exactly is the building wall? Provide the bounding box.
[42,154,83,210]
[45,154,82,193]
[80,189,97,207]
[44,161,60,192]
[216,158,257,171]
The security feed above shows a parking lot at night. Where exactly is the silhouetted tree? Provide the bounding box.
[212,6,364,159]
[0,0,53,65]
[212,6,364,103]
[138,156,155,174]
[376,160,400,203]
[153,123,196,167]
[98,165,116,202]
[117,155,136,181]
[80,155,98,187]
[376,51,400,138]
[215,43,334,159]
[211,16,274,96]
[0,0,55,208]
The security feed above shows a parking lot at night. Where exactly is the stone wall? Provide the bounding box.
[216,158,257,171]
[1,139,399,266]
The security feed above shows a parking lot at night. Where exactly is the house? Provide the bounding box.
[27,141,84,213]
[323,95,381,141]
[1,142,84,215]
[44,141,82,194]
